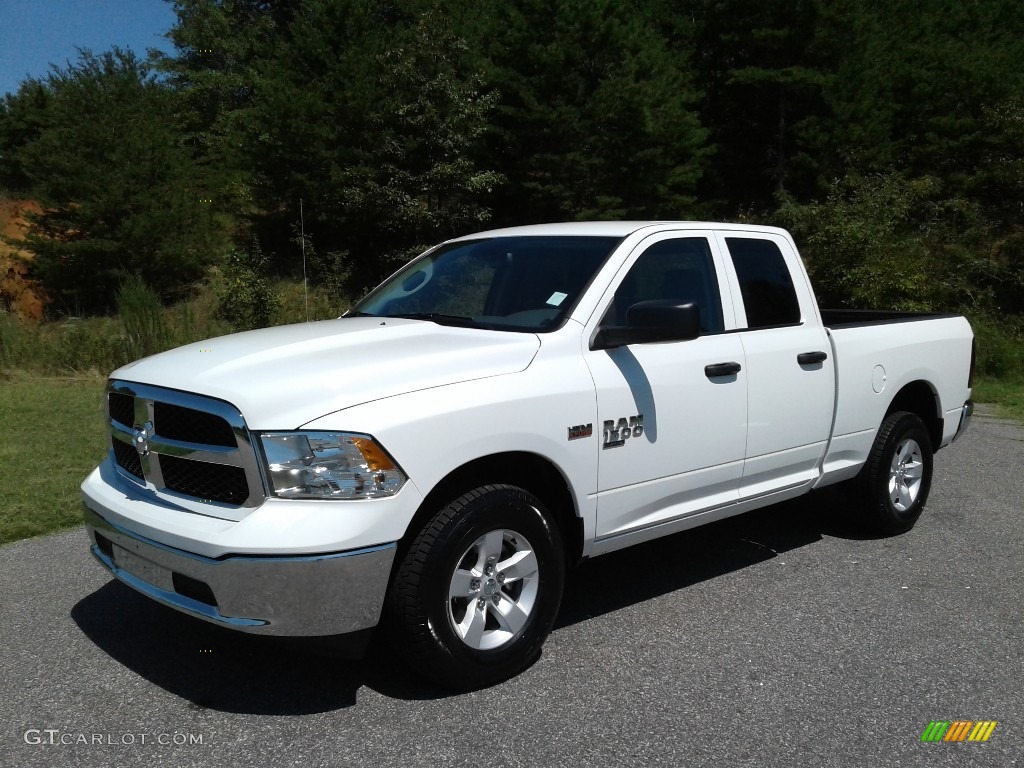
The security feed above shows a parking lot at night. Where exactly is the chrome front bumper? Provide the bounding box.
[83,506,396,637]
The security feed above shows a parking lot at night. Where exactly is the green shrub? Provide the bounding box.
[968,314,1024,379]
[274,280,350,325]
[0,274,231,375]
[0,312,26,368]
[117,275,170,360]
[215,242,280,331]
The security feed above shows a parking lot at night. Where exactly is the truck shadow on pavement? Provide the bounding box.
[557,485,875,627]
[71,584,369,714]
[71,486,874,713]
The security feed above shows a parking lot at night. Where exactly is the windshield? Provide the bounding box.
[351,236,622,332]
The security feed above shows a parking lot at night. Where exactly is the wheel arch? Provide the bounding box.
[885,380,942,451]
[398,452,584,570]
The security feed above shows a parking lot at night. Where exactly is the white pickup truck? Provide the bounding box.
[81,222,974,689]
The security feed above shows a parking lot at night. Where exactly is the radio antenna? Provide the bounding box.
[300,198,309,322]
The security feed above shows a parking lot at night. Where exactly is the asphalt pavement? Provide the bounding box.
[1,410,1020,767]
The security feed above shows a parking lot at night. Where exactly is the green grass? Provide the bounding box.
[0,373,108,544]
[973,377,1024,423]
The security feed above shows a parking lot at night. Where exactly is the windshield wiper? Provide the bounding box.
[386,312,479,327]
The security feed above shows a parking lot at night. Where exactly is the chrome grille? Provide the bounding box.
[106,380,266,517]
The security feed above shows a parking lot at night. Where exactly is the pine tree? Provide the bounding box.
[457,0,710,224]
[14,50,223,313]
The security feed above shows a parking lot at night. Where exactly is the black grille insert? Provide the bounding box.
[112,439,144,480]
[154,401,236,447]
[160,454,248,505]
[95,532,114,560]
[108,392,135,427]
[172,573,218,606]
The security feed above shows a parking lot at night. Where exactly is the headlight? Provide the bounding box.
[259,432,407,499]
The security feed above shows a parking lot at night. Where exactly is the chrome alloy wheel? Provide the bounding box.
[889,437,924,512]
[447,528,539,651]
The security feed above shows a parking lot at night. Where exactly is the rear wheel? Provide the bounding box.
[857,411,934,534]
[387,484,565,690]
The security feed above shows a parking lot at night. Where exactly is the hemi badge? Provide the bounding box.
[567,423,593,440]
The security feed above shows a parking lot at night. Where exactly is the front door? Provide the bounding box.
[584,232,748,540]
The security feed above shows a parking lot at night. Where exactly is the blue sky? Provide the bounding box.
[0,0,177,96]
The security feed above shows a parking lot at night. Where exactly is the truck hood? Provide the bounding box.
[112,317,540,429]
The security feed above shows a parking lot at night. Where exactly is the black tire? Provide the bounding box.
[857,411,934,535]
[387,484,565,690]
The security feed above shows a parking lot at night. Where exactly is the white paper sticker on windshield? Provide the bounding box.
[547,291,568,307]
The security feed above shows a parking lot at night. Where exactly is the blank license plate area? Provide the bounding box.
[112,544,169,589]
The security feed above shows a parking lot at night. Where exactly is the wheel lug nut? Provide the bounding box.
[497,573,505,584]
[477,598,486,610]
[492,594,500,605]
[470,578,480,591]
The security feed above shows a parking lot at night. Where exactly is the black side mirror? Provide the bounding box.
[591,300,701,350]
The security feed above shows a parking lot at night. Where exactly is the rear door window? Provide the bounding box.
[724,237,801,328]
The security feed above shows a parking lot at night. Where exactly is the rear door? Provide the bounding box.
[584,231,748,539]
[715,232,835,497]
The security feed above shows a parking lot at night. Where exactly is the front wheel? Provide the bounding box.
[857,411,934,534]
[387,484,565,690]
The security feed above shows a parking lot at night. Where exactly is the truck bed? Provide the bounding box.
[815,311,973,489]
[821,308,961,328]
